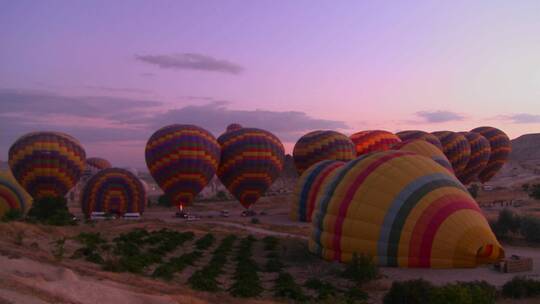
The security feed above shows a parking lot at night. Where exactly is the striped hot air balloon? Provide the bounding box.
[458,132,491,185]
[217,128,285,209]
[8,132,86,200]
[395,130,443,151]
[349,130,401,157]
[393,140,453,173]
[431,131,471,178]
[226,123,243,133]
[145,125,220,209]
[290,160,345,222]
[0,170,32,217]
[471,127,511,183]
[293,130,355,175]
[309,150,503,268]
[81,168,146,217]
[86,157,112,171]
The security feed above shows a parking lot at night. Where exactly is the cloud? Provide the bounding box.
[499,113,540,124]
[135,53,243,75]
[415,110,465,123]
[85,86,153,95]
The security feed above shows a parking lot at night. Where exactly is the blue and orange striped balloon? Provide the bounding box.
[8,131,86,200]
[86,157,112,171]
[217,128,285,209]
[293,130,355,175]
[395,130,443,151]
[81,168,146,216]
[431,131,471,178]
[471,127,511,183]
[350,130,401,157]
[145,125,220,208]
[458,132,491,185]
[0,170,32,217]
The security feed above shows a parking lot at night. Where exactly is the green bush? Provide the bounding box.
[265,258,284,272]
[1,208,23,222]
[341,253,378,284]
[229,235,263,297]
[195,233,215,250]
[304,278,338,300]
[157,194,172,207]
[383,279,433,304]
[344,286,369,304]
[262,236,279,251]
[273,272,308,302]
[502,276,540,299]
[520,216,540,243]
[27,196,76,226]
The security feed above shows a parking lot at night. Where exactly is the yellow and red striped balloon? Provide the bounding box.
[458,132,491,185]
[349,130,401,157]
[290,160,345,222]
[431,131,471,178]
[396,130,443,151]
[393,140,453,173]
[471,127,511,183]
[309,150,503,268]
[217,128,285,209]
[293,130,355,175]
[0,170,32,217]
[8,131,86,200]
[81,168,146,217]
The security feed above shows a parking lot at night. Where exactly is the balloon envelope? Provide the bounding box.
[86,157,112,171]
[349,130,401,157]
[393,140,453,173]
[431,131,471,178]
[396,130,443,151]
[458,132,491,185]
[226,123,243,133]
[0,169,32,217]
[470,127,511,183]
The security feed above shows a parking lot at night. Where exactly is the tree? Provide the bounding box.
[157,194,172,207]
[27,196,76,226]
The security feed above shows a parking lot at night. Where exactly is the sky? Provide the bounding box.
[1,0,540,168]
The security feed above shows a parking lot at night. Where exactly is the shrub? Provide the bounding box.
[27,196,76,226]
[262,236,279,251]
[273,272,308,302]
[251,217,260,224]
[216,190,227,200]
[229,235,263,297]
[383,279,433,304]
[157,194,172,207]
[195,233,215,250]
[341,253,378,284]
[304,278,338,300]
[2,208,23,222]
[492,209,521,239]
[502,276,540,299]
[344,286,369,303]
[529,184,540,200]
[522,183,530,192]
[468,184,479,198]
[265,258,284,272]
[520,216,540,243]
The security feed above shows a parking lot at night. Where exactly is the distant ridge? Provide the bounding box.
[510,133,540,161]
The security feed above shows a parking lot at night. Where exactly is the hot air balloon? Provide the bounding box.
[217,128,285,210]
[431,131,471,178]
[458,132,491,185]
[8,132,86,200]
[470,127,511,183]
[81,168,146,217]
[395,130,443,151]
[145,125,220,213]
[290,160,344,222]
[349,130,401,157]
[86,157,112,171]
[393,140,453,173]
[226,123,243,133]
[309,150,503,268]
[0,170,32,217]
[293,130,355,175]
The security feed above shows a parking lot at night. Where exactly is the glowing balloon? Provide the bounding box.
[470,127,511,183]
[431,131,471,178]
[350,130,401,157]
[458,132,491,185]
[0,170,32,217]
[395,130,443,151]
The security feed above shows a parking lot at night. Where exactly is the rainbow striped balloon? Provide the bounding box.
[290,160,345,222]
[217,128,285,209]
[393,140,453,173]
[309,151,503,268]
[350,130,401,157]
[395,130,443,151]
[145,125,220,208]
[471,127,511,183]
[431,131,471,178]
[458,132,491,185]
[293,130,355,175]
[0,170,32,217]
[8,131,86,199]
[81,168,146,216]
[86,157,112,171]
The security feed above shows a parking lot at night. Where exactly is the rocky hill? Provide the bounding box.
[510,133,540,161]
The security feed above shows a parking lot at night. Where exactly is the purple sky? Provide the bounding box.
[1,1,540,167]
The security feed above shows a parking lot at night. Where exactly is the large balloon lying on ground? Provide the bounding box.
[309,150,503,268]
[431,131,471,178]
[0,170,32,217]
[81,168,146,217]
[290,160,344,222]
[349,130,401,156]
[393,140,453,173]
[145,125,220,208]
[8,132,86,199]
[471,127,511,183]
[217,128,285,209]
[86,157,112,171]
[458,132,491,185]
[395,130,443,151]
[293,130,355,175]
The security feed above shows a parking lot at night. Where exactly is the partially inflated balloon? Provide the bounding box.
[309,151,503,268]
[226,123,243,133]
[293,130,355,175]
[349,130,401,156]
[0,170,32,217]
[396,130,443,151]
[393,140,453,173]
[458,132,491,185]
[86,157,112,171]
[145,125,220,208]
[290,160,344,222]
[217,128,285,209]
[81,168,146,217]
[470,127,511,183]
[431,131,471,177]
[9,132,86,200]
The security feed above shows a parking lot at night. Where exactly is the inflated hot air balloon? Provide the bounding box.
[309,150,503,268]
[226,123,243,133]
[290,160,344,222]
[217,128,285,209]
[0,170,32,217]
[293,130,355,175]
[145,125,220,211]
[471,127,511,183]
[81,168,146,217]
[396,130,443,151]
[86,157,112,171]
[350,130,401,157]
[431,131,471,178]
[458,132,491,185]
[393,140,453,173]
[8,132,86,200]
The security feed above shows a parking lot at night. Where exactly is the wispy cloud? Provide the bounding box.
[498,113,540,124]
[135,53,244,75]
[84,86,153,95]
[415,110,465,123]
